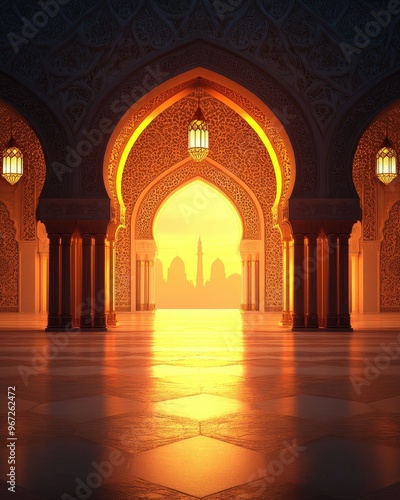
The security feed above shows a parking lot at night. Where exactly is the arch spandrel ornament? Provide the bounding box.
[105,70,296,228]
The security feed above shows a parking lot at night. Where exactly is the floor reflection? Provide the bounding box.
[1,311,400,498]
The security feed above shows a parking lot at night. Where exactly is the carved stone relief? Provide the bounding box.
[0,202,18,311]
[115,94,282,311]
[2,0,399,135]
[381,201,400,312]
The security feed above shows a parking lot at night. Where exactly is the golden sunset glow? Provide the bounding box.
[154,180,242,283]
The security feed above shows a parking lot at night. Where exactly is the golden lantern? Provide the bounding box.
[376,136,397,185]
[188,102,209,162]
[2,116,23,185]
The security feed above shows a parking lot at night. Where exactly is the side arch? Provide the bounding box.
[328,71,400,199]
[0,71,73,199]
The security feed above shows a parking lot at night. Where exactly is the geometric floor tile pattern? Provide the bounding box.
[370,395,400,413]
[31,394,148,422]
[255,394,376,420]
[1,310,400,499]
[154,393,245,420]
[128,435,267,497]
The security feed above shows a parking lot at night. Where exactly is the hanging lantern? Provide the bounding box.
[376,136,397,185]
[2,137,23,185]
[2,115,23,186]
[188,103,209,162]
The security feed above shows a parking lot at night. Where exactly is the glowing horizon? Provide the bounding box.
[154,180,242,283]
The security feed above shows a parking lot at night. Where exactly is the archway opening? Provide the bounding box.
[108,69,294,316]
[153,179,242,309]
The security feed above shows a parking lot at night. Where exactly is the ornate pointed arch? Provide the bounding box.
[133,159,263,241]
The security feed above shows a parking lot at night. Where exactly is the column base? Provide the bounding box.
[80,315,93,329]
[326,315,338,328]
[306,314,319,328]
[60,314,73,328]
[107,312,119,326]
[94,315,107,329]
[292,313,305,329]
[47,314,60,329]
[280,311,292,326]
[338,314,351,329]
[46,326,81,333]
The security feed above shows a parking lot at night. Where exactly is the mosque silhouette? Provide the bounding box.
[155,238,240,308]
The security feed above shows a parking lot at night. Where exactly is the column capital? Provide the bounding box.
[305,234,318,247]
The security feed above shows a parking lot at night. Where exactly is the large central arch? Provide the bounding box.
[104,68,296,316]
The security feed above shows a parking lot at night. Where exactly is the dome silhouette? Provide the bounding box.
[170,256,185,271]
[168,256,187,283]
[210,258,226,282]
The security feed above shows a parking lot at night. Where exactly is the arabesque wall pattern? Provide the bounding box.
[116,95,282,311]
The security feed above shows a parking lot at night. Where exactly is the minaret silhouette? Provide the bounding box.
[196,236,204,288]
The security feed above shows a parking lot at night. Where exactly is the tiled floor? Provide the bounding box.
[1,310,400,499]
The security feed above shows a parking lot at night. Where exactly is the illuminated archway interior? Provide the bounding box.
[153,179,243,308]
[114,75,289,311]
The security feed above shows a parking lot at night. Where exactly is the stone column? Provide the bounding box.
[38,251,48,313]
[306,234,318,328]
[292,234,305,329]
[137,260,146,311]
[326,234,338,328]
[338,233,351,329]
[94,233,107,329]
[107,237,118,325]
[148,260,155,311]
[250,260,259,311]
[47,234,61,330]
[80,234,93,328]
[60,234,72,328]
[241,260,249,311]
[281,238,292,325]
